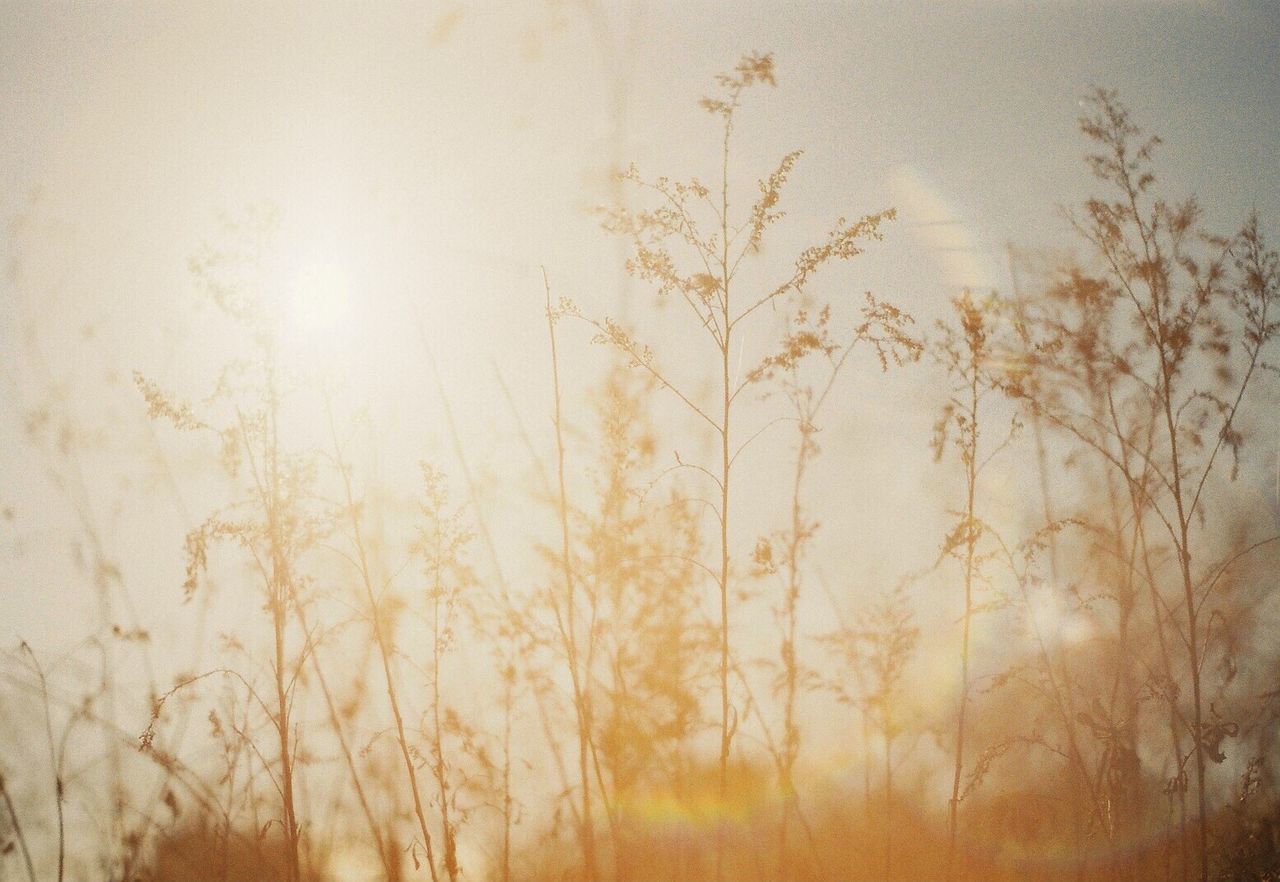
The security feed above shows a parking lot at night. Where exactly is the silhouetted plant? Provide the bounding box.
[820,583,919,879]
[930,290,1027,880]
[411,462,478,882]
[6,41,1280,882]
[583,51,908,881]
[1006,89,1280,882]
[751,303,918,880]
[138,207,330,882]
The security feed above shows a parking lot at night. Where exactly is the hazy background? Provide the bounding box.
[4,0,1277,650]
[2,2,1279,879]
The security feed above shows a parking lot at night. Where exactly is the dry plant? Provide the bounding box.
[137,207,328,882]
[3,205,200,882]
[5,42,1280,882]
[930,290,1025,880]
[750,304,919,880]
[410,462,479,882]
[1006,89,1280,882]
[819,583,920,880]
[577,51,911,881]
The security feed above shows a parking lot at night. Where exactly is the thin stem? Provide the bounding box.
[545,268,598,882]
[945,367,979,882]
[263,355,302,882]
[293,596,390,879]
[0,770,38,882]
[23,644,64,882]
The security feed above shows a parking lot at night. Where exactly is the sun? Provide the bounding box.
[271,251,359,373]
[287,256,352,338]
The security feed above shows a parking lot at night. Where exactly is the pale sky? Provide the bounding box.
[2,0,1278,721]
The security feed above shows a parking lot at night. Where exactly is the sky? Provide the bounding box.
[1,0,1278,715]
[1,4,1278,879]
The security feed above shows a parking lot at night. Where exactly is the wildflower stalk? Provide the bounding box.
[1009,93,1279,881]
[0,770,37,882]
[313,382,440,880]
[767,315,918,879]
[932,292,1015,880]
[262,356,303,882]
[589,53,906,880]
[545,269,598,881]
[304,398,400,879]
[23,643,65,882]
[944,341,979,882]
[412,462,471,882]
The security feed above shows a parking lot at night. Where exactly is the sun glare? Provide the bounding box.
[287,257,352,337]
[271,251,359,371]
